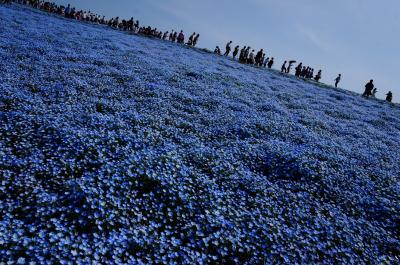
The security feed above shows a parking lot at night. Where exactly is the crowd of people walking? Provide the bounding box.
[1,0,395,103]
[214,41,394,102]
[4,0,199,47]
[215,42,276,70]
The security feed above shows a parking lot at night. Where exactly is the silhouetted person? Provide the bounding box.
[248,50,255,64]
[214,46,221,55]
[224,41,232,56]
[363,80,374,97]
[314,70,322,82]
[232,45,240,60]
[255,49,263,66]
[263,57,269,68]
[295,63,302,77]
[260,53,265,67]
[172,31,178,42]
[281,61,287,73]
[244,47,251,63]
[335,74,341,88]
[177,30,185,43]
[386,91,393,102]
[309,69,314,79]
[163,31,169,40]
[65,4,71,18]
[187,32,196,45]
[286,60,295,74]
[193,34,200,46]
[267,57,274,69]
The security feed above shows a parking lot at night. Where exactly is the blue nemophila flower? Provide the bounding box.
[1,3,399,264]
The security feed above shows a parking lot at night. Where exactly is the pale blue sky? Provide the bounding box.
[53,0,399,102]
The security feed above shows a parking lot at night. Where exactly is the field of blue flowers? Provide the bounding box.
[0,4,399,264]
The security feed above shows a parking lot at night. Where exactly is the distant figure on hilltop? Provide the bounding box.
[281,61,287,73]
[224,41,232,56]
[214,46,221,55]
[386,91,393,102]
[172,31,178,42]
[239,46,247,63]
[232,45,240,60]
[263,57,269,68]
[64,4,71,18]
[187,32,196,45]
[255,49,264,66]
[295,63,303,77]
[286,60,296,74]
[168,30,174,41]
[363,80,374,97]
[243,47,251,63]
[248,50,255,64]
[267,57,274,69]
[193,34,200,47]
[314,70,322,82]
[162,31,169,40]
[177,30,185,43]
[335,74,341,88]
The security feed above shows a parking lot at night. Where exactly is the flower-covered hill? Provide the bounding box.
[1,3,399,264]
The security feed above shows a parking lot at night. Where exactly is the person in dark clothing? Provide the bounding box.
[286,60,295,74]
[255,49,264,66]
[172,31,178,42]
[335,74,341,88]
[169,31,174,41]
[309,69,314,79]
[214,46,221,55]
[300,66,307,78]
[386,91,393,102]
[363,80,374,97]
[187,32,196,45]
[193,34,200,47]
[224,41,233,56]
[261,53,265,67]
[267,57,274,69]
[239,46,246,63]
[314,70,322,82]
[295,63,303,77]
[162,31,169,40]
[232,45,240,60]
[244,47,251,63]
[177,30,185,43]
[64,4,71,18]
[281,61,287,73]
[263,57,269,68]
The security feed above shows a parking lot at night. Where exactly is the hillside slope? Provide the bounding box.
[0,4,399,264]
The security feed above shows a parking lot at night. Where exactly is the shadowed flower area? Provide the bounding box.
[0,4,399,264]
